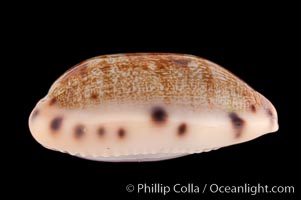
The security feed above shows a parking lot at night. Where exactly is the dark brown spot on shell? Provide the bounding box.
[31,109,39,119]
[50,117,63,131]
[266,108,273,117]
[74,125,85,138]
[91,93,99,100]
[229,112,245,138]
[250,104,256,113]
[98,127,105,136]
[151,106,167,123]
[49,98,57,106]
[118,128,125,138]
[178,123,187,136]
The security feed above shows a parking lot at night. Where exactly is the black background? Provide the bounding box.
[5,5,299,199]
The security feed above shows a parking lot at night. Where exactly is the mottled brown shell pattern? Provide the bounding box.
[29,53,278,162]
[49,53,261,112]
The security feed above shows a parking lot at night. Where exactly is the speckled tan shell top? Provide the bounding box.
[49,53,261,112]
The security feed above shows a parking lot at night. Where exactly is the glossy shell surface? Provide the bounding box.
[29,53,278,162]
